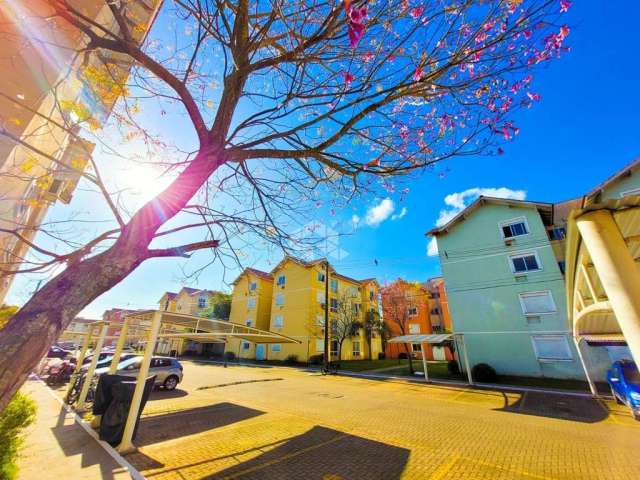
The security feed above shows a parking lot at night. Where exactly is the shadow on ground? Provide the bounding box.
[135,403,264,446]
[146,388,188,401]
[496,391,608,423]
[205,425,410,480]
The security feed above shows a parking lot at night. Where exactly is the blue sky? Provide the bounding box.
[7,1,640,318]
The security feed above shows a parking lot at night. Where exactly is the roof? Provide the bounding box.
[231,267,273,285]
[158,291,178,302]
[427,196,554,237]
[388,333,453,344]
[585,157,640,202]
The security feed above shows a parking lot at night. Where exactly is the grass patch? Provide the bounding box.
[0,393,37,480]
[335,358,411,372]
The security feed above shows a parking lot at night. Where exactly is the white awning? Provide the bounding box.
[388,333,453,344]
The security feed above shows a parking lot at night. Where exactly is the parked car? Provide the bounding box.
[94,356,183,391]
[607,360,640,420]
[48,345,73,359]
[80,352,139,371]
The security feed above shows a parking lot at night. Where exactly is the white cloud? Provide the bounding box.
[427,186,526,257]
[351,214,360,227]
[365,198,395,226]
[391,207,407,221]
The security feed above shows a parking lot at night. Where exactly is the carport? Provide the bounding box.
[62,310,300,453]
[388,333,473,384]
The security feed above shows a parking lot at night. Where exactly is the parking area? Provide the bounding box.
[55,360,639,479]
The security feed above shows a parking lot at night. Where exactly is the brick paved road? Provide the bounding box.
[124,361,639,480]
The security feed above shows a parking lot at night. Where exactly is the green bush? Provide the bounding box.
[0,393,37,480]
[471,363,498,383]
[284,354,298,365]
[447,360,460,375]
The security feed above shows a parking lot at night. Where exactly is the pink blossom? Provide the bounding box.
[399,125,409,141]
[362,51,375,62]
[559,25,570,40]
[344,71,355,86]
[526,92,541,101]
[410,6,424,19]
[413,66,424,82]
[523,30,532,40]
[560,1,572,13]
[346,4,368,48]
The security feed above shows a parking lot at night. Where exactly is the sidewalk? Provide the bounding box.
[17,378,137,480]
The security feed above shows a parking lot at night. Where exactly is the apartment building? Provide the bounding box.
[0,0,161,302]
[228,257,382,362]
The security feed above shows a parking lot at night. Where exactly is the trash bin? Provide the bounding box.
[99,375,156,446]
[93,374,132,416]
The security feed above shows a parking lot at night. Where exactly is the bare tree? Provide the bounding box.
[0,0,570,408]
[363,308,381,361]
[332,290,361,360]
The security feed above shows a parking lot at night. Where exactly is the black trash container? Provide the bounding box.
[93,374,132,416]
[99,375,156,446]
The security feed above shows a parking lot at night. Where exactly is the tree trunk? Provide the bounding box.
[404,343,414,374]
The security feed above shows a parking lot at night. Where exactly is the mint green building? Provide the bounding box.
[429,197,588,380]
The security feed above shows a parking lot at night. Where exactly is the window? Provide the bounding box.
[519,291,556,315]
[412,343,422,352]
[316,314,325,326]
[430,307,440,315]
[245,319,253,327]
[198,296,207,308]
[274,315,284,328]
[408,323,420,334]
[330,298,338,313]
[277,275,286,287]
[369,290,375,301]
[408,306,418,317]
[501,218,529,238]
[331,319,338,334]
[271,344,281,352]
[352,303,361,315]
[317,271,326,282]
[352,341,361,357]
[330,279,338,293]
[247,297,257,309]
[316,339,325,352]
[317,291,325,304]
[242,341,251,350]
[531,335,572,361]
[330,340,339,357]
[510,253,541,273]
[348,287,358,297]
[249,281,257,292]
[548,227,566,241]
[275,293,284,306]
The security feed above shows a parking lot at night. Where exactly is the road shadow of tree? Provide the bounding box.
[204,425,410,480]
[495,391,609,423]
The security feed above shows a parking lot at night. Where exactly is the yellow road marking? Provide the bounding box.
[460,455,557,480]
[221,434,348,480]
[429,452,461,480]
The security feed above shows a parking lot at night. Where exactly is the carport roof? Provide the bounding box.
[388,334,453,344]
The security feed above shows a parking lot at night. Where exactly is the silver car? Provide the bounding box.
[95,356,184,390]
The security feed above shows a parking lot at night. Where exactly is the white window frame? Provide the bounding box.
[245,319,253,327]
[317,271,326,282]
[408,323,420,334]
[352,341,361,357]
[242,341,251,350]
[277,274,286,287]
[247,296,257,309]
[271,344,281,352]
[198,296,207,308]
[274,315,284,328]
[330,340,339,357]
[412,343,422,352]
[509,251,542,274]
[249,281,257,292]
[330,279,338,293]
[408,306,418,317]
[316,314,325,327]
[499,216,530,239]
[531,335,573,362]
[316,339,325,352]
[518,290,556,316]
[275,293,285,306]
[330,298,338,313]
[317,291,325,304]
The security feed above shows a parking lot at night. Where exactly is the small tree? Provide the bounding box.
[381,280,420,374]
[363,308,382,360]
[332,290,362,360]
[200,292,232,320]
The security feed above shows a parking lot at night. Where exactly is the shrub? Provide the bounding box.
[471,363,498,383]
[447,360,460,375]
[0,393,37,480]
[377,352,386,360]
[285,354,298,365]
[224,351,236,361]
[308,354,324,365]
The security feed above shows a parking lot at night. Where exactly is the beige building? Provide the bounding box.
[0,0,161,302]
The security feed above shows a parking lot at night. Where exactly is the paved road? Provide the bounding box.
[124,361,638,480]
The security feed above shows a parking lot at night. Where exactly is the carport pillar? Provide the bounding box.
[459,334,473,385]
[118,311,162,454]
[577,210,640,367]
[66,324,95,399]
[573,337,597,396]
[77,322,108,411]
[109,318,130,374]
[420,343,429,383]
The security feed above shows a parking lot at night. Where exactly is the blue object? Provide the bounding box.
[607,360,640,420]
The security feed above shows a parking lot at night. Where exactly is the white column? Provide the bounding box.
[573,337,597,396]
[117,311,162,453]
[421,343,429,383]
[460,335,473,385]
[576,210,640,366]
[109,318,130,374]
[77,323,107,411]
[66,324,94,399]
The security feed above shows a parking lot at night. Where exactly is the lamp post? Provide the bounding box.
[324,260,330,372]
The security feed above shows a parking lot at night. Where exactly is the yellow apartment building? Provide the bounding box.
[227,257,381,362]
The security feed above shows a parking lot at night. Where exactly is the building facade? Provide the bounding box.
[429,197,588,380]
[228,257,382,362]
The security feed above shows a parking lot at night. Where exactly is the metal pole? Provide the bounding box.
[109,318,130,374]
[460,334,473,385]
[118,311,162,454]
[77,323,107,411]
[323,261,330,372]
[573,336,597,396]
[66,324,95,399]
[421,342,429,383]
